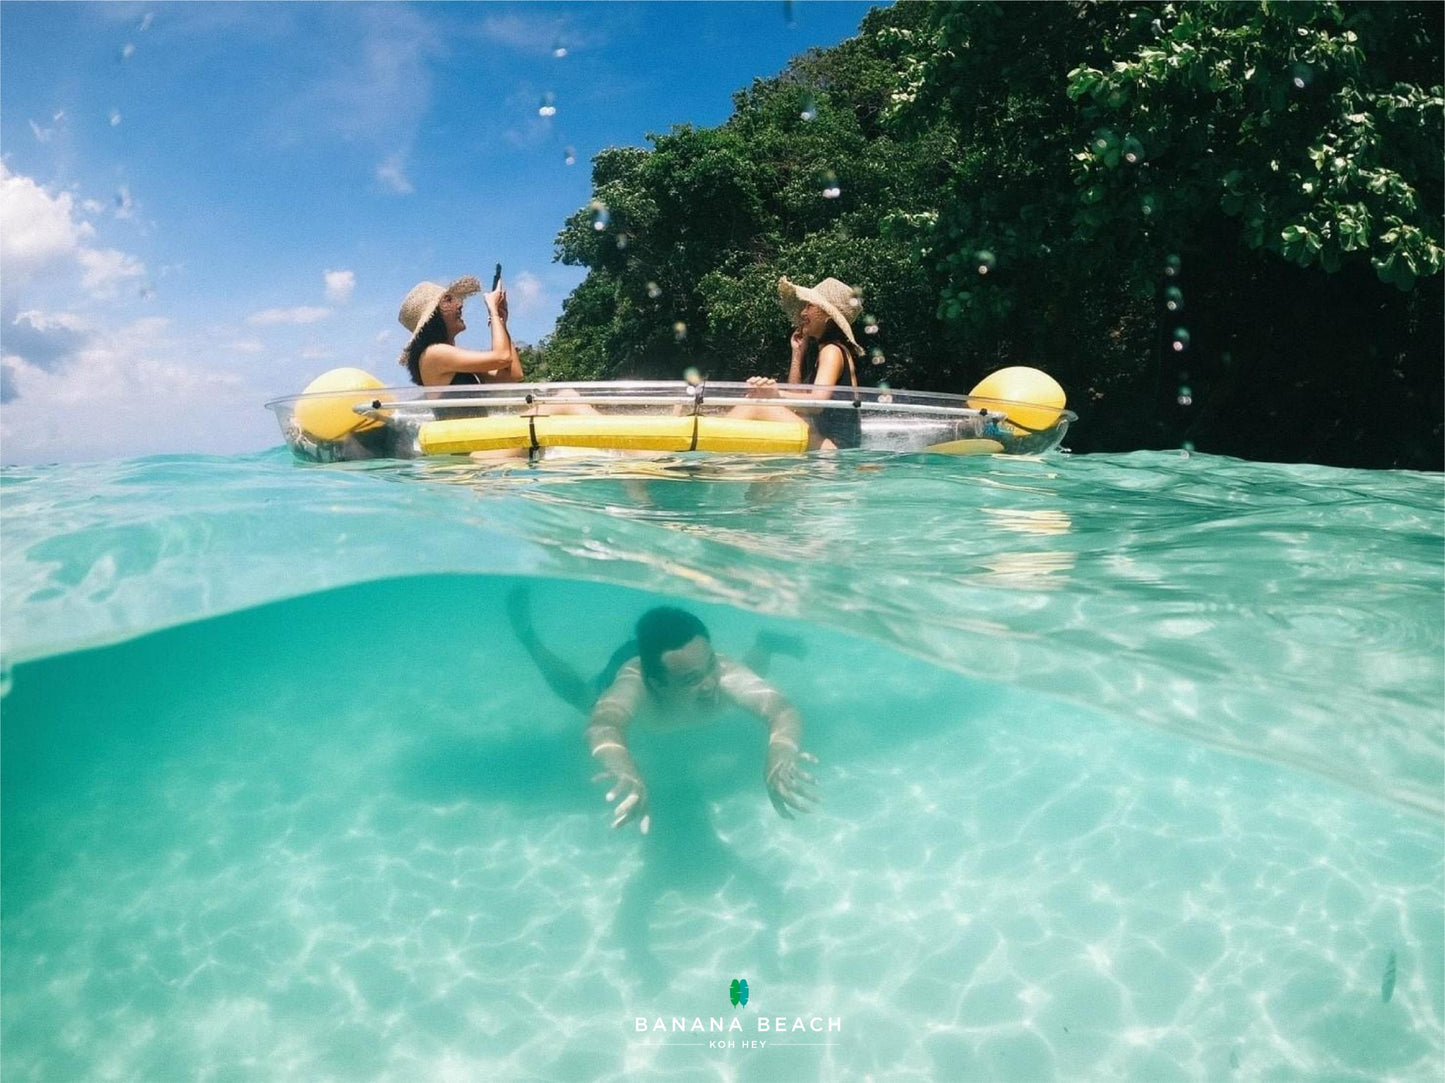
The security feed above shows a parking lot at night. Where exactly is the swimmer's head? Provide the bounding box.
[637,607,719,703]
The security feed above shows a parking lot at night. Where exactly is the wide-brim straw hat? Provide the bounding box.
[398,275,482,351]
[777,276,864,356]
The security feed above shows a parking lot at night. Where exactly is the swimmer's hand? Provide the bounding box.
[745,376,780,399]
[765,748,819,819]
[594,769,651,835]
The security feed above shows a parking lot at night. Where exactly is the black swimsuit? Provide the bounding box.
[810,351,863,449]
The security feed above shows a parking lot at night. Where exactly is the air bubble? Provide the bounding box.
[646,282,662,299]
[1122,135,1145,164]
[615,233,629,250]
[564,146,576,166]
[590,200,609,231]
[1164,254,1181,277]
[800,94,818,122]
[822,170,841,199]
[862,315,879,335]
[683,366,701,384]
[1164,286,1183,312]
[1177,385,1193,405]
[673,321,688,342]
[869,347,886,366]
[538,93,557,117]
[1172,328,1190,352]
[552,41,568,58]
[976,250,996,275]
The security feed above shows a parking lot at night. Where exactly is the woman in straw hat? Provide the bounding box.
[398,275,522,386]
[732,276,866,450]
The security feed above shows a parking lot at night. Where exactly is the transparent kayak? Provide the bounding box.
[264,380,1076,463]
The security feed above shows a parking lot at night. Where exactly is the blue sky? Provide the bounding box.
[1,0,883,463]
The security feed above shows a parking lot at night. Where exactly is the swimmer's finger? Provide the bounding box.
[781,788,817,813]
[613,792,640,817]
[592,772,611,786]
[798,752,819,764]
[639,814,651,835]
[787,783,820,808]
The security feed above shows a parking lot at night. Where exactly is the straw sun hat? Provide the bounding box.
[777,276,864,356]
[397,275,482,353]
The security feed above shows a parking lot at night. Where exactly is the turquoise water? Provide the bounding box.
[2,447,1441,1081]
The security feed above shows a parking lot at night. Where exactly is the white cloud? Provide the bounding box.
[0,165,96,280]
[509,271,546,315]
[1,317,256,463]
[375,155,413,195]
[78,248,147,298]
[324,269,355,304]
[13,309,89,335]
[247,306,331,326]
[226,340,266,354]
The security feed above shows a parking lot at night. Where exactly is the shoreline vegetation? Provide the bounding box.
[524,2,1442,471]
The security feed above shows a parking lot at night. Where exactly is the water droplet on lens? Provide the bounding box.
[673,321,688,342]
[647,281,662,299]
[538,92,557,117]
[0,657,12,698]
[564,146,576,166]
[683,366,701,384]
[822,170,841,199]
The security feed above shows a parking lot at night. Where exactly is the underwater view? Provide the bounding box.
[2,447,1441,1081]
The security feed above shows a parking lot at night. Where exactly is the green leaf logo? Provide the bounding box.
[729,978,749,1007]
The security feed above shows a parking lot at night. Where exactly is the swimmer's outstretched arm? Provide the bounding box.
[720,659,819,819]
[586,662,651,835]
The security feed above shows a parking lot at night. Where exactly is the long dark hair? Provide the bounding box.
[401,308,450,385]
[802,320,861,382]
[635,607,709,685]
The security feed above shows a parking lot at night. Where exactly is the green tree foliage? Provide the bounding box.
[896,0,1442,466]
[540,1,1442,468]
[538,4,961,391]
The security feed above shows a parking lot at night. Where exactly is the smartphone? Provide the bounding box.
[492,263,503,290]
